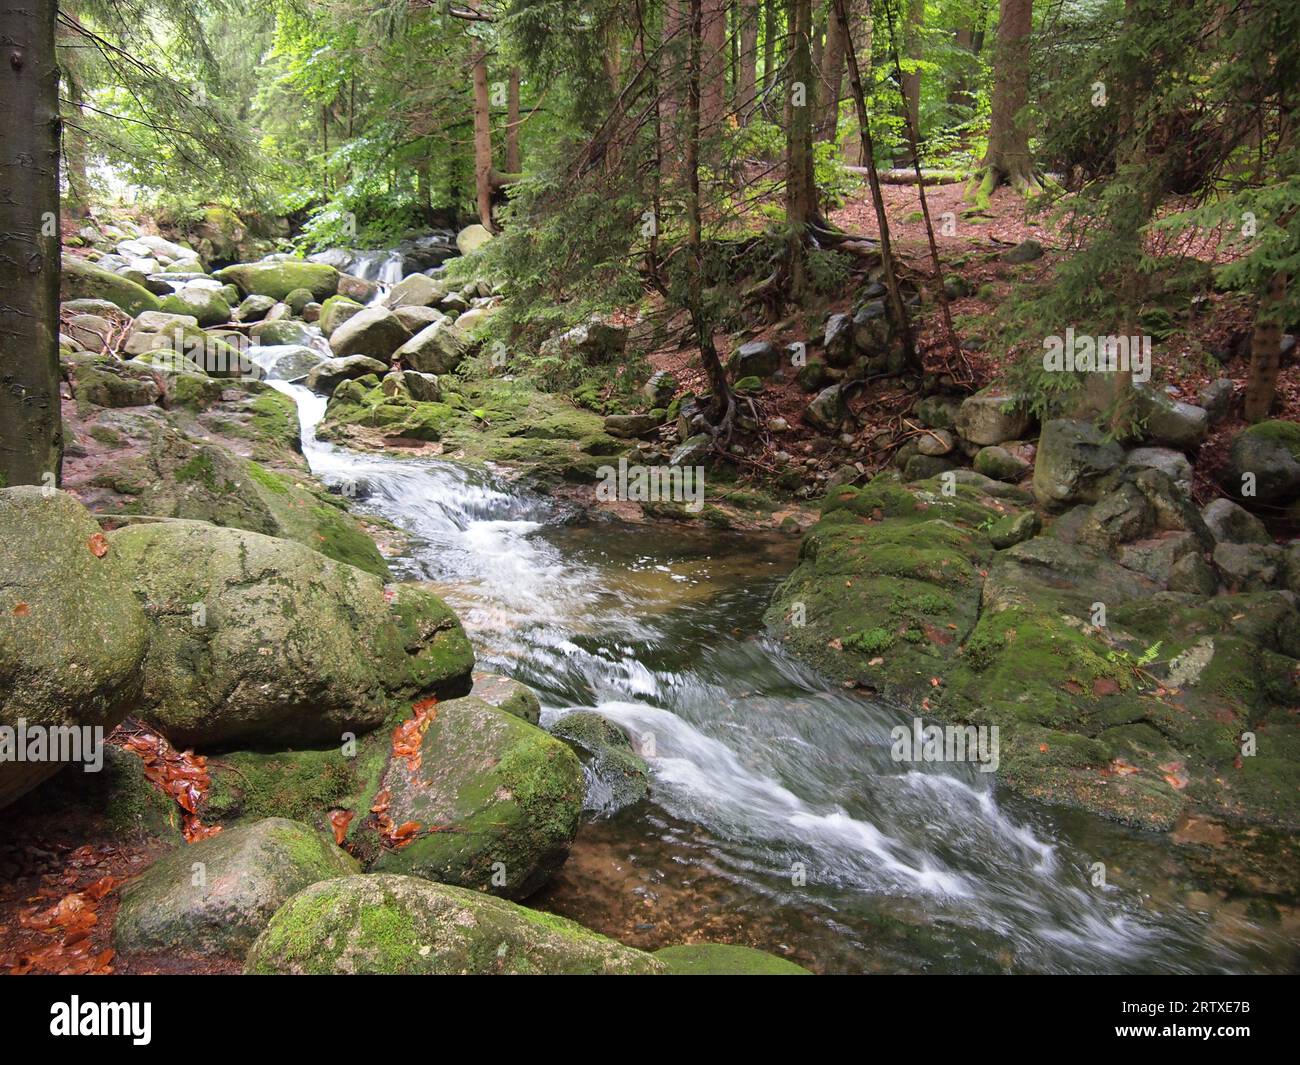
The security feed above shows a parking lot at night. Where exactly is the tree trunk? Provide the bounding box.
[685,0,733,427]
[974,0,1036,200]
[737,0,760,122]
[472,48,495,231]
[817,0,847,140]
[0,0,62,487]
[1244,271,1286,422]
[700,0,728,141]
[840,0,871,165]
[762,0,778,94]
[835,0,916,372]
[897,0,923,165]
[786,0,815,296]
[505,66,521,173]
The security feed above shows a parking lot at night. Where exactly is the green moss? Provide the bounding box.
[1242,419,1300,460]
[203,748,357,827]
[654,944,812,975]
[844,627,895,654]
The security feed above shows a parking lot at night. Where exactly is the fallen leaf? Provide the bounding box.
[87,532,109,558]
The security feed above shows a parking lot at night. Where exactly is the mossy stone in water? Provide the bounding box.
[245,874,664,974]
[654,944,813,975]
[368,696,583,899]
[114,818,358,960]
[549,710,650,815]
[471,671,542,724]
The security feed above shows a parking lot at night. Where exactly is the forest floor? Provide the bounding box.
[644,178,1298,510]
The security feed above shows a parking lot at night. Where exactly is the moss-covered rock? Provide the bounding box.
[215,261,339,302]
[245,873,664,974]
[107,520,473,750]
[1221,419,1300,505]
[471,671,542,724]
[653,944,812,975]
[61,255,162,316]
[159,287,231,327]
[114,818,358,960]
[200,747,359,829]
[365,696,583,899]
[549,710,650,815]
[0,488,150,807]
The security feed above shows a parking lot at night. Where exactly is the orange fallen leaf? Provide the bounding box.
[12,602,29,617]
[330,808,354,846]
[87,532,109,558]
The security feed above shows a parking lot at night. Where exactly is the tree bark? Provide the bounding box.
[737,0,760,123]
[975,0,1036,199]
[762,0,778,94]
[471,48,495,231]
[0,0,62,487]
[786,0,815,295]
[835,0,916,372]
[817,0,847,140]
[700,0,728,141]
[1244,271,1286,422]
[505,66,521,174]
[898,0,923,164]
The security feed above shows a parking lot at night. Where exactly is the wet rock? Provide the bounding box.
[250,318,311,346]
[973,444,1029,482]
[549,710,650,816]
[245,874,663,975]
[988,510,1041,550]
[337,273,380,304]
[366,696,583,898]
[108,521,472,749]
[114,818,357,960]
[471,671,542,725]
[1123,446,1193,493]
[804,384,848,432]
[653,944,812,975]
[0,488,150,807]
[305,355,389,396]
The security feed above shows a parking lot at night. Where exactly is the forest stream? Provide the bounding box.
[243,346,1298,976]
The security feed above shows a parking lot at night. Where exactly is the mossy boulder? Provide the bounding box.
[329,305,410,360]
[549,710,650,815]
[215,260,339,302]
[471,671,542,725]
[200,747,361,829]
[319,294,364,338]
[0,488,150,807]
[365,696,583,899]
[393,318,466,374]
[114,818,358,960]
[654,944,812,975]
[1221,420,1300,505]
[245,873,663,974]
[1033,418,1124,510]
[106,521,473,750]
[61,255,162,316]
[159,287,231,327]
[122,423,387,576]
[72,363,164,409]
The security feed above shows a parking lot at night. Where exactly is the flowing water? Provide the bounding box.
[254,354,1299,974]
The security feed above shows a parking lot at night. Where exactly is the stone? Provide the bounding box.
[107,521,473,749]
[159,287,231,327]
[1032,419,1124,509]
[988,511,1042,550]
[233,294,277,323]
[245,874,663,975]
[822,313,854,367]
[471,671,541,725]
[653,944,812,975]
[1124,447,1193,493]
[1137,388,1209,451]
[305,355,389,396]
[114,818,357,960]
[329,305,411,360]
[642,370,677,407]
[916,428,955,457]
[604,413,662,438]
[0,489,150,807]
[539,320,628,363]
[1202,497,1272,545]
[214,260,339,302]
[913,394,961,430]
[1002,238,1043,263]
[393,318,467,375]
[73,363,164,409]
[337,273,380,304]
[851,300,892,354]
[1213,542,1284,591]
[1078,483,1155,553]
[956,388,1034,446]
[284,287,314,315]
[797,359,828,393]
[670,434,712,466]
[400,370,442,403]
[804,384,848,432]
[61,255,161,316]
[366,696,583,898]
[250,318,312,346]
[729,340,781,378]
[1221,421,1300,505]
[549,710,650,815]
[455,223,493,255]
[318,295,365,338]
[1199,379,1235,423]
[1168,551,1219,596]
[384,273,447,310]
[393,305,447,333]
[1117,532,1201,586]
[973,445,1030,482]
